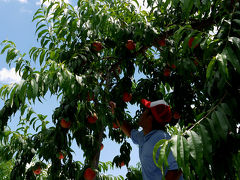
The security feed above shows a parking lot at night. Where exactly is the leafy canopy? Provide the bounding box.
[0,0,240,179]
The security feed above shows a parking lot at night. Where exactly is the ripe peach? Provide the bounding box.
[158,38,166,47]
[122,92,132,102]
[126,40,136,50]
[113,122,119,129]
[33,166,41,175]
[100,144,104,151]
[60,118,71,129]
[120,162,125,167]
[58,152,64,159]
[171,64,176,69]
[92,41,103,51]
[163,68,171,77]
[84,168,96,180]
[87,113,98,124]
[173,112,181,119]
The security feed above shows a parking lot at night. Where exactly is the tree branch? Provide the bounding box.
[183,92,227,135]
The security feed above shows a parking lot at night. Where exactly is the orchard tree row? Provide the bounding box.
[0,0,240,179]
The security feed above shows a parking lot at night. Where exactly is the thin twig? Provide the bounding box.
[183,92,227,134]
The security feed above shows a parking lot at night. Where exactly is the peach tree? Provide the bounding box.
[0,0,240,179]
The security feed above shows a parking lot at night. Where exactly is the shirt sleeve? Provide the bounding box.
[130,129,144,145]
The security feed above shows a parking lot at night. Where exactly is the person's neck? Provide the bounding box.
[143,127,152,135]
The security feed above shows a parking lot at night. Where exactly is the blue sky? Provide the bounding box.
[0,0,145,177]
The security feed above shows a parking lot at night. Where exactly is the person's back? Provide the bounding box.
[131,129,183,180]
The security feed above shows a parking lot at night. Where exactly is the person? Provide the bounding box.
[109,99,183,180]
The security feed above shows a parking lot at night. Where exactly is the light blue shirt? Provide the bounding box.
[131,129,183,180]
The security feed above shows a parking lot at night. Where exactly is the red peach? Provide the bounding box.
[100,144,104,151]
[33,166,41,175]
[158,38,166,47]
[173,112,181,119]
[171,64,176,69]
[84,168,96,180]
[60,118,71,129]
[126,40,136,50]
[122,92,132,102]
[120,162,125,167]
[113,122,119,129]
[87,113,98,124]
[163,68,171,77]
[58,152,64,159]
[92,41,103,51]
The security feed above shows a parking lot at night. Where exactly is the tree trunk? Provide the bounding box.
[90,126,104,173]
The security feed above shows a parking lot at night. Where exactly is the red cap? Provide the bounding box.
[141,99,172,123]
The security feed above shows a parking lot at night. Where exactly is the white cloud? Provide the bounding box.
[0,68,22,84]
[18,0,28,3]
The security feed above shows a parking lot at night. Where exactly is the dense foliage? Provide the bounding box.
[0,0,240,179]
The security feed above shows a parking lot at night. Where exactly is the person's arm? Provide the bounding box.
[116,119,132,137]
[109,101,132,137]
[165,169,182,180]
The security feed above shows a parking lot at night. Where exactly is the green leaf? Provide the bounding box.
[31,79,38,99]
[32,15,44,22]
[223,46,240,73]
[173,26,187,47]
[216,52,229,78]
[171,134,190,174]
[228,37,240,51]
[206,58,216,79]
[53,5,63,21]
[170,135,178,161]
[215,111,229,140]
[179,135,189,167]
[26,108,34,121]
[198,124,212,161]
[194,0,201,9]
[187,131,202,160]
[37,29,48,40]
[153,139,170,177]
[0,85,8,97]
[232,19,240,26]
[6,48,18,64]
[1,44,11,54]
[207,117,218,141]
[29,47,37,59]
[35,24,47,34]
[42,39,50,48]
[46,2,56,16]
[133,0,139,7]
[20,104,28,116]
[218,103,231,116]
[9,84,18,108]
[15,58,23,72]
[39,49,46,66]
[27,84,33,102]
[153,139,167,169]
[181,0,194,16]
